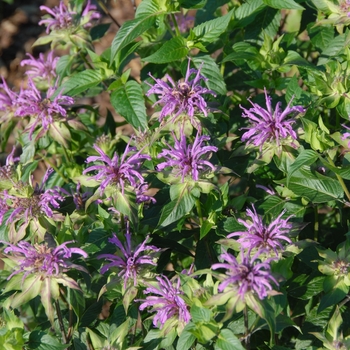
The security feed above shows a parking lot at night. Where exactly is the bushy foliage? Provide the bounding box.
[1,0,350,349]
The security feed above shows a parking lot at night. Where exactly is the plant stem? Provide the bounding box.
[44,158,70,183]
[327,155,350,201]
[95,0,121,27]
[196,199,203,226]
[244,306,250,350]
[314,205,319,242]
[55,300,67,344]
[170,13,181,37]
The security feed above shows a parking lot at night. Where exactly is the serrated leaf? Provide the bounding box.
[59,70,104,97]
[158,184,196,228]
[318,279,349,312]
[110,15,157,62]
[113,189,138,226]
[278,167,344,203]
[110,80,147,130]
[192,55,227,95]
[143,36,188,64]
[287,149,319,185]
[192,9,233,43]
[90,23,111,41]
[214,328,245,350]
[27,330,68,350]
[263,0,305,10]
[68,288,85,321]
[191,305,211,323]
[10,275,42,309]
[176,322,196,350]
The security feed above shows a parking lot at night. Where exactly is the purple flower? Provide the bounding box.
[3,168,64,225]
[83,141,151,195]
[20,51,59,82]
[138,275,191,329]
[170,11,195,33]
[98,231,159,289]
[0,78,17,112]
[0,197,10,225]
[228,205,292,255]
[157,131,218,182]
[240,89,305,151]
[212,249,278,300]
[342,124,350,148]
[1,240,87,280]
[146,60,216,125]
[135,183,156,204]
[15,79,74,140]
[39,0,100,33]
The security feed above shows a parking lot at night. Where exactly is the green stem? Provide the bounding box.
[95,0,121,27]
[170,13,181,37]
[244,306,250,350]
[55,300,67,344]
[327,155,350,201]
[314,205,319,242]
[45,158,70,184]
[196,199,203,226]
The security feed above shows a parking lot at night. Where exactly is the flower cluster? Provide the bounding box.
[240,89,305,151]
[146,60,216,126]
[21,51,59,83]
[157,131,218,182]
[39,0,100,33]
[2,240,87,280]
[83,141,151,196]
[15,80,74,140]
[138,275,191,329]
[212,249,278,301]
[98,230,159,289]
[228,205,293,255]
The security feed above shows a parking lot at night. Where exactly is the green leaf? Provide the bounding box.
[191,305,211,323]
[90,23,111,41]
[287,149,319,185]
[176,322,196,350]
[40,278,59,325]
[179,0,207,9]
[10,275,43,309]
[192,10,233,43]
[278,167,344,203]
[110,15,157,62]
[263,0,305,10]
[113,189,138,226]
[59,70,104,97]
[68,288,85,321]
[214,328,245,350]
[192,55,227,95]
[27,330,68,350]
[110,80,147,130]
[158,184,196,228]
[143,36,188,63]
[318,279,349,312]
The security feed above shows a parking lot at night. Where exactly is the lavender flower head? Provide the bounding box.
[228,205,293,255]
[146,60,216,126]
[20,51,59,83]
[342,123,350,148]
[170,11,195,33]
[0,78,16,111]
[83,141,151,196]
[39,0,100,33]
[157,131,218,182]
[98,231,159,289]
[15,79,74,140]
[138,275,191,329]
[3,168,64,226]
[1,240,87,280]
[212,249,278,300]
[240,89,305,152]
